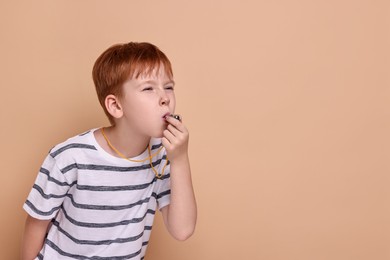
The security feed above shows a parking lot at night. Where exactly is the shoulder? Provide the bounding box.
[48,129,98,159]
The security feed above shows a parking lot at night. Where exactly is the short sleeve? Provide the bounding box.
[23,154,72,220]
[155,152,171,210]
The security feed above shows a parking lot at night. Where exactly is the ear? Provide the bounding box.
[105,94,123,119]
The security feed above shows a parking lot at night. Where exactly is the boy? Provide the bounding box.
[21,42,197,259]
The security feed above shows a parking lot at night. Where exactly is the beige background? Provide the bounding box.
[1,0,389,259]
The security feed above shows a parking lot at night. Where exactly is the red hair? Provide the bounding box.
[92,42,173,125]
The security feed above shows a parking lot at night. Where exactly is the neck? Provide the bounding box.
[102,124,150,158]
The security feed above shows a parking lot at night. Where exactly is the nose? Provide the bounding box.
[159,92,170,106]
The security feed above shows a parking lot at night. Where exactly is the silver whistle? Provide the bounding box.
[170,114,182,122]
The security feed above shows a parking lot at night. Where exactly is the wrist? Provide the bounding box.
[168,152,189,164]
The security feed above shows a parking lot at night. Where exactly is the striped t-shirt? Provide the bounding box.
[23,129,171,259]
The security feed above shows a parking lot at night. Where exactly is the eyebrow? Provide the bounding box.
[139,79,175,86]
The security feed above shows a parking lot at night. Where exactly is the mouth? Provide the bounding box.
[162,112,172,120]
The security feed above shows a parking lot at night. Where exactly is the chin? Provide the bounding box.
[150,129,165,139]
[147,124,166,139]
[152,133,164,139]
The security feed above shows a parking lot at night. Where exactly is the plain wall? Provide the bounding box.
[1,0,389,259]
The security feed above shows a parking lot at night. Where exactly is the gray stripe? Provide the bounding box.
[77,177,156,191]
[144,226,152,231]
[25,191,159,218]
[45,239,143,260]
[52,220,149,245]
[29,186,160,212]
[24,200,61,216]
[159,173,170,181]
[157,189,171,200]
[62,207,156,228]
[79,130,91,136]
[151,143,163,150]
[50,143,97,157]
[39,167,75,186]
[33,184,67,199]
[65,193,158,211]
[61,163,148,174]
[60,158,165,174]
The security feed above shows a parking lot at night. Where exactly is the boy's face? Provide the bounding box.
[118,65,176,138]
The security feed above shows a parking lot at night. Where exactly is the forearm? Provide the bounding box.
[161,115,197,240]
[21,215,51,260]
[165,154,197,240]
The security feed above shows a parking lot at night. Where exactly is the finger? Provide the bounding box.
[163,129,175,144]
[165,115,185,131]
[161,137,171,150]
[167,124,181,137]
[166,118,188,134]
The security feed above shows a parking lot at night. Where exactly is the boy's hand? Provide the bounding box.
[162,115,189,161]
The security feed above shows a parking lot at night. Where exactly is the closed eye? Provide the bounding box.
[142,87,153,91]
